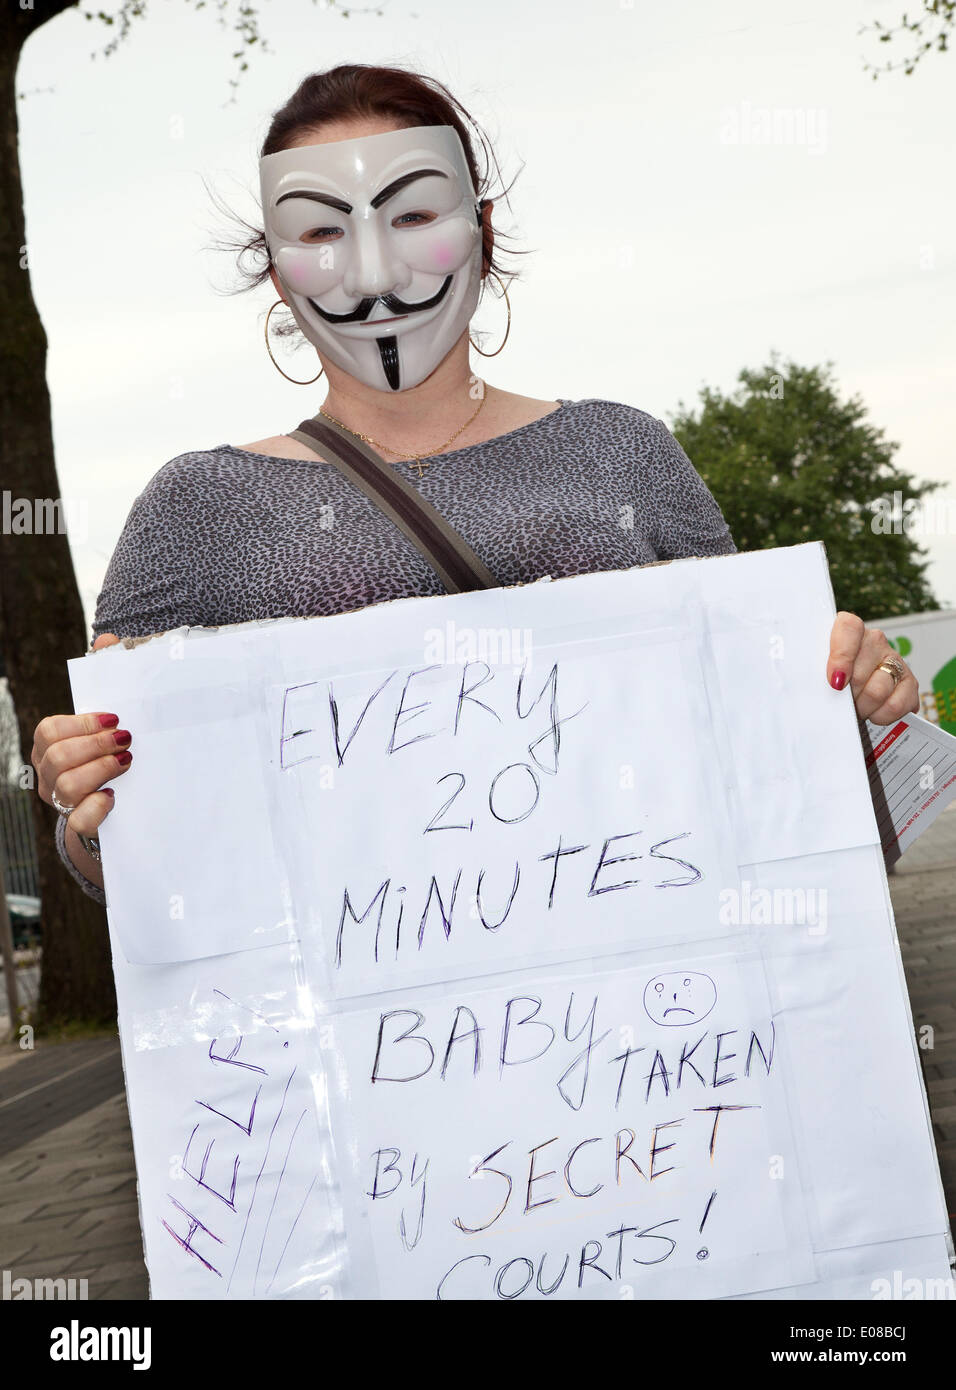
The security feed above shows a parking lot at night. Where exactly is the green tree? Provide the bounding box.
[670,356,941,621]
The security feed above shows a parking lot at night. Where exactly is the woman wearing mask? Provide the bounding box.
[30,63,917,905]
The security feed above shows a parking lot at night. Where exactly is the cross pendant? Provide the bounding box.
[409,457,429,479]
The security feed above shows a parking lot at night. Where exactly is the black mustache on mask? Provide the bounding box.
[308,274,453,324]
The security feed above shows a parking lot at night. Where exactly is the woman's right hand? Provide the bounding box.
[31,632,133,851]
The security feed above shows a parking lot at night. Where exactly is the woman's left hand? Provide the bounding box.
[827,612,920,724]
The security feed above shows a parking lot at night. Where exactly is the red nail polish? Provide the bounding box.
[115,750,132,766]
[112,729,131,746]
[103,788,115,798]
[831,670,847,691]
[98,713,119,728]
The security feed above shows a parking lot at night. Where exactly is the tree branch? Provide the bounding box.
[860,0,954,78]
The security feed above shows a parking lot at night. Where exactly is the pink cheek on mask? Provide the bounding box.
[283,260,312,292]
[408,219,477,275]
[276,245,341,295]
[428,241,458,271]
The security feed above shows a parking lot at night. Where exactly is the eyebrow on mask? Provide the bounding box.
[275,190,353,214]
[370,168,448,209]
[274,168,448,217]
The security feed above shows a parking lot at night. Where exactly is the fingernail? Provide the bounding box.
[115,750,133,766]
[112,729,132,746]
[831,670,847,691]
[98,713,119,728]
[104,788,115,798]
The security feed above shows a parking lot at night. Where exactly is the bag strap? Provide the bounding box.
[287,414,498,595]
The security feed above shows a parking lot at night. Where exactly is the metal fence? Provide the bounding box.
[0,782,39,899]
[0,783,40,1029]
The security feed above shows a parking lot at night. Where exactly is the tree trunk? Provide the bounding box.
[0,9,116,1028]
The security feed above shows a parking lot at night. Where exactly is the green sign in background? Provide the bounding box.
[889,636,956,738]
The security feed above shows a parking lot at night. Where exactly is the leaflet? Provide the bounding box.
[861,713,956,862]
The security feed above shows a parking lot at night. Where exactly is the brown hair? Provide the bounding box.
[212,63,526,332]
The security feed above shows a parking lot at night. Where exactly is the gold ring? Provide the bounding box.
[876,656,906,688]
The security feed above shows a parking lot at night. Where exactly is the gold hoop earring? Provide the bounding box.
[264,299,324,385]
[469,274,511,358]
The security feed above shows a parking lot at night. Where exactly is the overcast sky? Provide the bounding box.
[16,0,956,627]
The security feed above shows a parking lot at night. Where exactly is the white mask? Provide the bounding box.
[259,125,485,392]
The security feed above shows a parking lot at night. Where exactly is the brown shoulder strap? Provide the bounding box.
[287,414,498,595]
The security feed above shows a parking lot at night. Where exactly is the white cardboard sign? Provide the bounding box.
[68,542,953,1300]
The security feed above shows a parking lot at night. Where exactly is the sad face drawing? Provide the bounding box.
[643,971,717,1027]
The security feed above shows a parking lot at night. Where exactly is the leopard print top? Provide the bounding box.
[61,397,736,902]
[89,397,735,640]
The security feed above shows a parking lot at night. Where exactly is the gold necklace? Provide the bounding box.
[319,386,487,478]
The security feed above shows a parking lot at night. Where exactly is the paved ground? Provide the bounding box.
[0,1037,145,1299]
[1,807,954,1301]
[889,804,956,1209]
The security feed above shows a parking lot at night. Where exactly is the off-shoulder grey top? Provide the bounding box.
[59,397,736,903]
